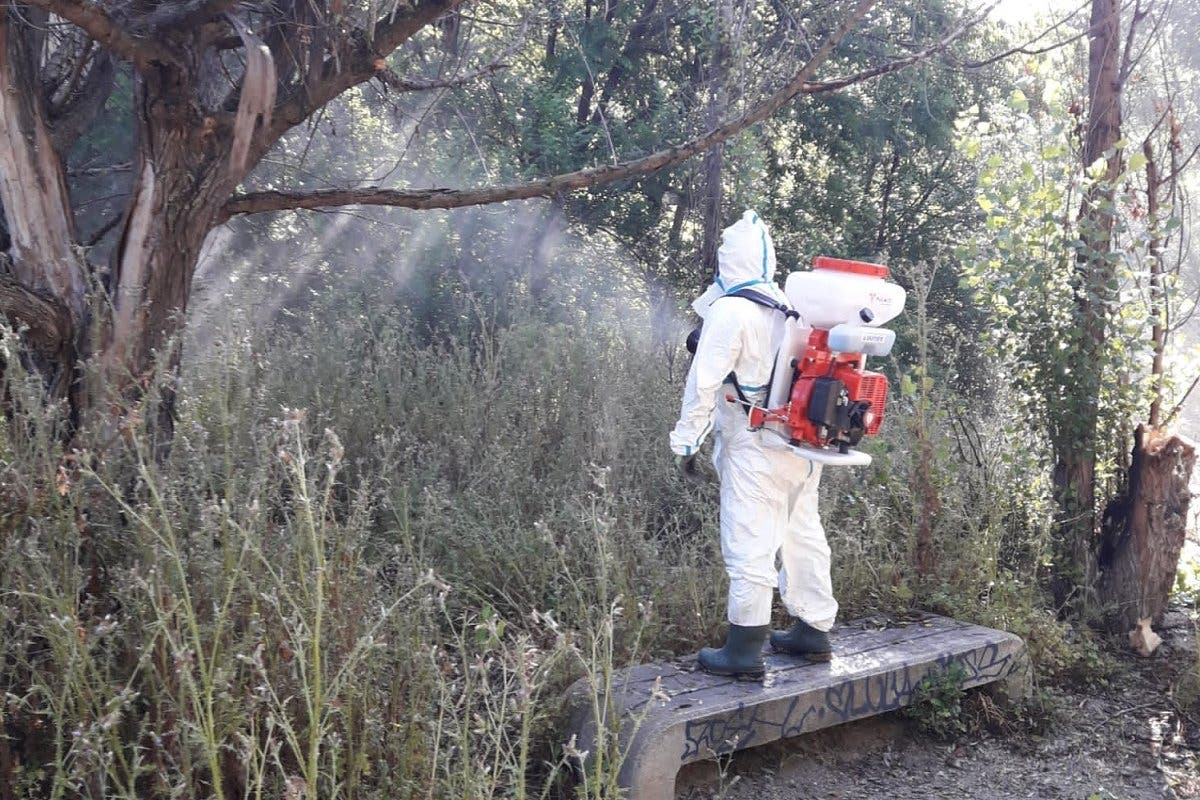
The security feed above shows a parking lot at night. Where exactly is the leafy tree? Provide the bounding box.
[961,0,1198,622]
[0,0,986,439]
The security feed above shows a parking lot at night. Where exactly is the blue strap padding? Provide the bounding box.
[723,278,775,294]
[760,228,769,279]
[722,376,767,392]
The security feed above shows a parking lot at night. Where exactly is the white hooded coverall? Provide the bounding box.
[670,211,838,631]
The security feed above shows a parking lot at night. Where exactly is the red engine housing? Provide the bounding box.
[748,329,889,450]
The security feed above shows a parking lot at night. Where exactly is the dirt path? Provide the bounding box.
[678,606,1200,800]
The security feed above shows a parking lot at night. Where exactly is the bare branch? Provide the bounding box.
[85,210,123,247]
[951,0,1092,70]
[806,0,999,92]
[379,15,525,93]
[227,0,888,219]
[1164,141,1200,185]
[1118,1,1143,76]
[67,161,131,177]
[376,59,510,92]
[22,0,179,70]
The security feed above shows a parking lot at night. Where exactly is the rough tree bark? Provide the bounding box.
[104,80,236,394]
[1098,427,1196,632]
[0,8,87,398]
[0,11,86,315]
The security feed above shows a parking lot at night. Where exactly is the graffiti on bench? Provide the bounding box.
[681,641,1018,761]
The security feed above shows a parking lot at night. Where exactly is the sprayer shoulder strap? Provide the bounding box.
[724,288,800,321]
[718,288,796,416]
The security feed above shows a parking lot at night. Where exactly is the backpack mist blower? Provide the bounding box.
[730,257,907,467]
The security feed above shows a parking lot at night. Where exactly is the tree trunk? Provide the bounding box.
[1098,427,1196,631]
[699,0,734,280]
[576,0,596,124]
[102,74,232,431]
[1051,0,1123,607]
[545,0,561,61]
[1144,138,1166,428]
[0,10,86,317]
[0,8,86,400]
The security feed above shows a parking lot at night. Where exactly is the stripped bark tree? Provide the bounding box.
[0,0,472,435]
[0,0,988,441]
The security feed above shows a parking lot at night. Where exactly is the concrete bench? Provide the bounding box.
[565,613,1028,800]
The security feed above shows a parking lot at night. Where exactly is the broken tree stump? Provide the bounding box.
[1099,427,1196,633]
[565,613,1027,800]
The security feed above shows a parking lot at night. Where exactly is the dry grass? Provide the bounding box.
[0,283,1105,797]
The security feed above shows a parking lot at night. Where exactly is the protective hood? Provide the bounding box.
[692,210,786,319]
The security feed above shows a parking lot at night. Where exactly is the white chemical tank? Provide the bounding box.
[784,257,906,330]
[827,323,896,356]
[766,257,906,416]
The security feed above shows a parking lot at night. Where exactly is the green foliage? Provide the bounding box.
[0,251,1104,797]
[957,68,1153,488]
[904,663,968,738]
[18,2,1196,795]
[0,263,724,798]
[221,0,995,329]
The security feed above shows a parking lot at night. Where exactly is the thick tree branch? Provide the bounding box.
[22,0,179,70]
[226,0,994,220]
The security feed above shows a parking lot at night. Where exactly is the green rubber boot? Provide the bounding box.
[697,624,769,679]
[769,618,833,662]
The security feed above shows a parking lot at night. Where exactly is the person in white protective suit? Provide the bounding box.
[670,210,837,679]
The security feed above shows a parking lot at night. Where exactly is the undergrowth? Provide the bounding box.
[0,281,1113,797]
